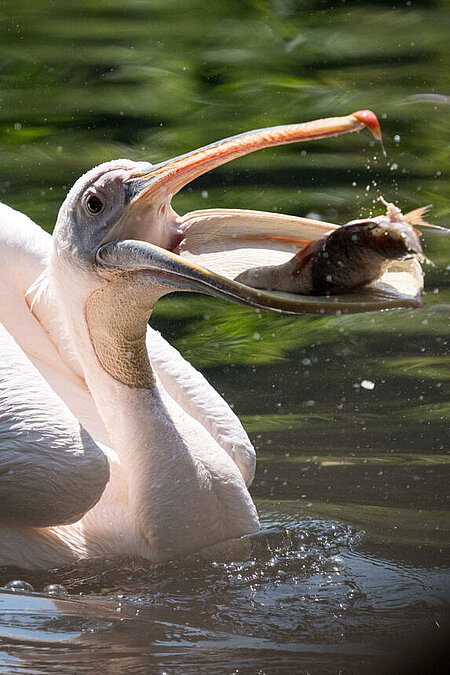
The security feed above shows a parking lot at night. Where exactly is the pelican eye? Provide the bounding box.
[86,194,104,215]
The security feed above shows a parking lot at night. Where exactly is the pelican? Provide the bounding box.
[0,111,422,570]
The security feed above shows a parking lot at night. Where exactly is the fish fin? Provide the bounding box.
[404,205,433,227]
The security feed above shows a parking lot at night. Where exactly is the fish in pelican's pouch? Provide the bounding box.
[235,201,432,296]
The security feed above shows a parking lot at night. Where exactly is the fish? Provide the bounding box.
[235,201,432,296]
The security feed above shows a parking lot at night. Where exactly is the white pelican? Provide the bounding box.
[0,111,422,570]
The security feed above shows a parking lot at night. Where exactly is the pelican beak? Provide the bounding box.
[106,110,381,251]
[99,111,422,313]
[95,237,423,315]
[95,239,337,313]
[125,110,381,203]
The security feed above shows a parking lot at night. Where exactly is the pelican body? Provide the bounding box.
[0,111,419,570]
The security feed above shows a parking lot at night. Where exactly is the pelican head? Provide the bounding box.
[52,110,395,327]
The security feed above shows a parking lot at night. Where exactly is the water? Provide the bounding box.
[0,0,449,672]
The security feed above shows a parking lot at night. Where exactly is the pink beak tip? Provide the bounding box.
[351,110,382,141]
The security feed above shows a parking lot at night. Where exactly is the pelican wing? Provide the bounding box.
[0,323,109,527]
[0,203,85,386]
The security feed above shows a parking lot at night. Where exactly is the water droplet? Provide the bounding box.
[3,580,34,593]
[43,584,69,598]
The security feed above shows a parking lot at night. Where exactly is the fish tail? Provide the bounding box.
[404,205,433,227]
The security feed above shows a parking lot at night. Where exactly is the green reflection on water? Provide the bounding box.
[257,499,450,549]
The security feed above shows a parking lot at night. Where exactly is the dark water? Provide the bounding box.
[0,0,449,673]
